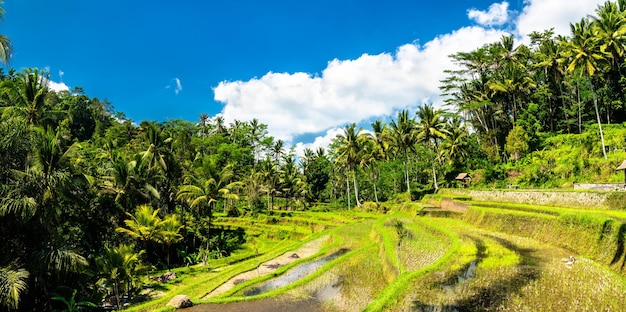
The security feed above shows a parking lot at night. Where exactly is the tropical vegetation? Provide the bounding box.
[4,1,626,311]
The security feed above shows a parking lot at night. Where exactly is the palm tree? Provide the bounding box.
[441,115,469,166]
[0,3,11,65]
[259,157,280,211]
[271,139,284,164]
[101,152,159,210]
[241,169,262,212]
[335,123,369,207]
[591,1,626,119]
[116,205,164,252]
[0,69,65,129]
[415,104,449,191]
[96,244,145,310]
[531,30,567,131]
[0,265,29,310]
[360,138,382,203]
[592,1,626,72]
[158,214,183,266]
[388,110,417,198]
[565,18,608,159]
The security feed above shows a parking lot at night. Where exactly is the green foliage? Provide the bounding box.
[0,265,29,310]
[505,125,530,162]
[51,289,97,312]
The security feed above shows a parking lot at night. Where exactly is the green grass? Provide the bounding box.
[389,217,626,311]
[364,217,459,312]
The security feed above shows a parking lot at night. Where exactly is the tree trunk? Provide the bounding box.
[403,150,411,199]
[353,170,361,207]
[346,171,350,209]
[429,147,439,191]
[373,170,379,204]
[590,81,607,159]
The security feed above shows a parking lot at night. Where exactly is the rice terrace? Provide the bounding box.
[6,0,626,311]
[121,189,626,312]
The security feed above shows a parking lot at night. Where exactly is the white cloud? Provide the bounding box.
[47,80,69,93]
[293,127,344,158]
[516,0,604,37]
[214,26,506,143]
[468,2,510,27]
[166,77,183,95]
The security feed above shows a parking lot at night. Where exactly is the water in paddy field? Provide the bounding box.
[243,248,349,296]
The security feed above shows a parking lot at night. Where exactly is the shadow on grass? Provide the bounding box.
[610,222,626,271]
[412,235,542,312]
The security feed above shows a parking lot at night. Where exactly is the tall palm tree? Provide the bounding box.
[565,18,608,159]
[158,214,183,266]
[592,1,626,71]
[259,157,280,211]
[415,104,449,191]
[335,123,367,207]
[441,115,469,166]
[388,110,417,198]
[271,139,284,164]
[0,69,62,128]
[0,3,11,65]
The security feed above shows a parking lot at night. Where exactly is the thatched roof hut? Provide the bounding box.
[455,173,471,181]
[455,173,471,187]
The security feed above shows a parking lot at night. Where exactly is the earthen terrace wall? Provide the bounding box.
[440,189,610,209]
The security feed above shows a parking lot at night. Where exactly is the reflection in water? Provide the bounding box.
[244,248,349,296]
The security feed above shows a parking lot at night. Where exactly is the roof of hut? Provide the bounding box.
[455,172,470,180]
[617,160,626,171]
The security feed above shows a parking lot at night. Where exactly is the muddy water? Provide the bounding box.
[242,248,349,296]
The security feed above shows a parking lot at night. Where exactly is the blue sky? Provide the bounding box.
[2,0,605,150]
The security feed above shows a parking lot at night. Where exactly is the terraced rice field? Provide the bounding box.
[129,203,626,312]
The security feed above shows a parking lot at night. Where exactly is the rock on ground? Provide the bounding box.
[167,295,193,309]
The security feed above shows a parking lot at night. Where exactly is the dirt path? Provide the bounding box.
[203,236,328,299]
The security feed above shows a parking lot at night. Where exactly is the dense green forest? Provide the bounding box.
[4,1,626,311]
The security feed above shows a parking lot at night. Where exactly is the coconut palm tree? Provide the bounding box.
[258,157,280,211]
[335,123,370,207]
[0,3,11,65]
[388,110,417,198]
[0,69,65,129]
[564,18,608,159]
[415,104,449,191]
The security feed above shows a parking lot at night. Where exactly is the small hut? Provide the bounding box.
[616,160,626,185]
[455,172,471,188]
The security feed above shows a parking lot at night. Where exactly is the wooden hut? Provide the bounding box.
[455,172,471,188]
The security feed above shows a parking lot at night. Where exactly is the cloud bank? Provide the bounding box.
[213,0,606,154]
